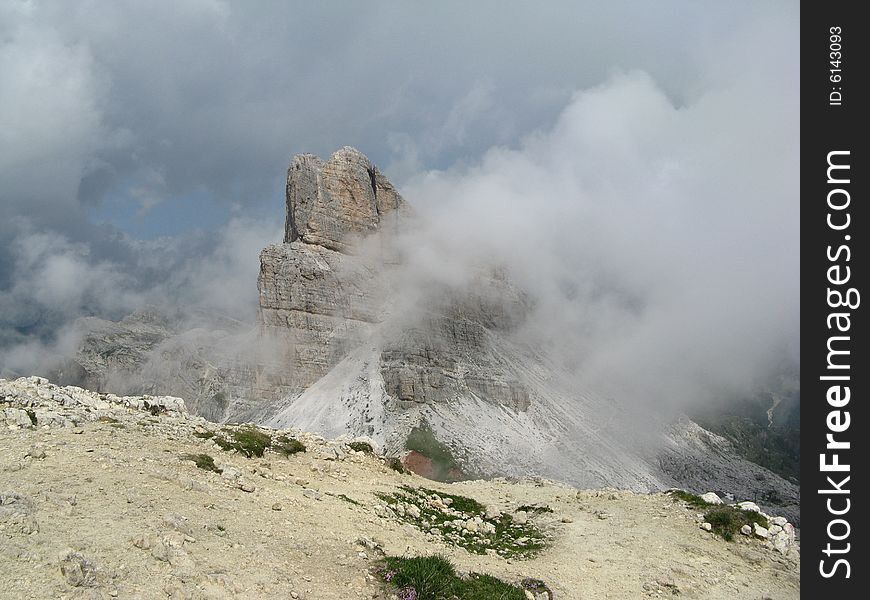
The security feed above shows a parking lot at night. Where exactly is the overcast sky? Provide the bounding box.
[0,0,799,392]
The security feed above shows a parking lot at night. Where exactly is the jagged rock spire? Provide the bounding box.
[285,146,404,253]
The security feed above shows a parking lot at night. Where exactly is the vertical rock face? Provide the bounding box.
[259,146,534,412]
[257,147,409,399]
[285,147,405,252]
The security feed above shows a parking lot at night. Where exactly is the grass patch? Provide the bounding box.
[273,435,306,456]
[375,486,547,559]
[668,490,713,510]
[377,555,528,600]
[144,402,165,416]
[182,453,222,473]
[405,421,465,482]
[227,427,271,457]
[338,494,363,506]
[211,427,271,458]
[207,427,306,459]
[517,505,553,514]
[387,457,406,473]
[704,505,770,541]
[349,441,374,453]
[417,487,485,515]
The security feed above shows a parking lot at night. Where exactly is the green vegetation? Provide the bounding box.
[214,427,272,457]
[377,555,528,600]
[517,505,553,514]
[387,457,406,473]
[417,487,485,515]
[692,383,800,484]
[202,427,306,459]
[213,427,268,457]
[376,486,547,559]
[182,453,222,473]
[704,505,769,541]
[349,441,374,453]
[145,402,165,416]
[273,435,306,456]
[667,490,713,510]
[337,494,363,506]
[405,421,465,482]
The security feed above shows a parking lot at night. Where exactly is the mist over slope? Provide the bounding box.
[37,145,799,525]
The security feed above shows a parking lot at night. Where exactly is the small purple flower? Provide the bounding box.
[397,587,418,600]
[383,569,397,582]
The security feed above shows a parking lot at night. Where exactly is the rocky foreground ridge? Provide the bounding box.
[2,377,799,600]
[49,147,799,524]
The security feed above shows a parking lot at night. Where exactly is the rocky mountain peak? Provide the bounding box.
[285,146,405,253]
[55,148,799,528]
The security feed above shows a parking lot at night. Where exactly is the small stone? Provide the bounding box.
[272,503,283,511]
[485,506,502,520]
[239,481,256,493]
[302,488,321,500]
[772,531,792,554]
[737,501,761,513]
[221,466,242,481]
[753,522,769,539]
[560,516,574,523]
[771,516,788,526]
[514,511,528,525]
[700,522,713,532]
[740,524,752,536]
[26,446,47,459]
[163,513,194,536]
[60,552,98,588]
[700,492,722,505]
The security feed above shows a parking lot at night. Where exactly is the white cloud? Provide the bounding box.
[0,0,798,406]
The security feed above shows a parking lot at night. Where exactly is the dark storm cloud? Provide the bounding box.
[0,0,798,391]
